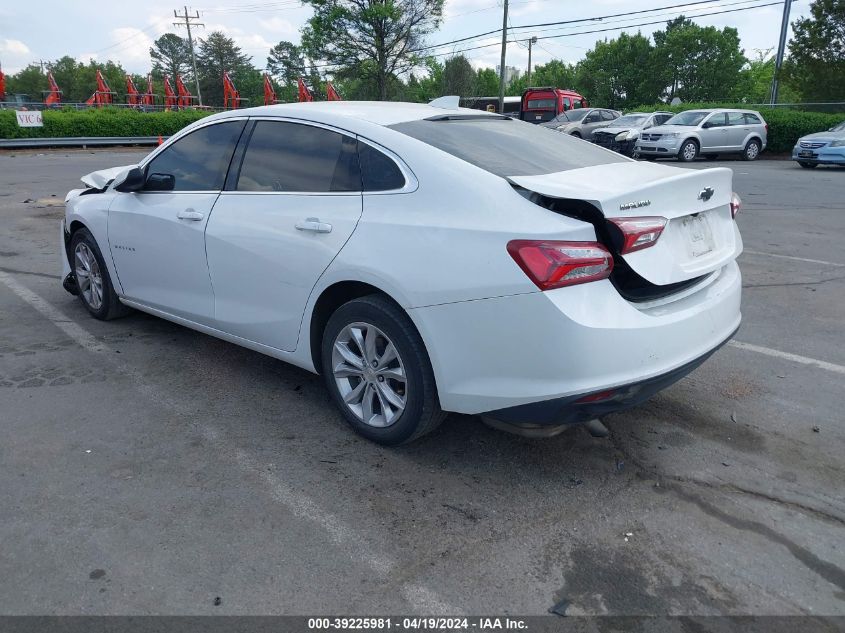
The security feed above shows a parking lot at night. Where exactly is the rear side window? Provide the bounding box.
[744,113,761,124]
[145,120,245,191]
[727,112,746,126]
[359,142,405,191]
[390,118,626,178]
[601,110,616,121]
[237,121,360,192]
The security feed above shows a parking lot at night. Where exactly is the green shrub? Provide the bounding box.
[0,108,213,140]
[629,102,845,153]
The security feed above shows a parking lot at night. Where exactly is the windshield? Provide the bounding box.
[389,118,626,178]
[832,120,845,132]
[558,109,589,122]
[664,111,708,126]
[613,114,649,127]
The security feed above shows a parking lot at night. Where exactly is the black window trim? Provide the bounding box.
[136,117,250,195]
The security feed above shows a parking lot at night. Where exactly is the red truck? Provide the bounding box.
[520,87,588,124]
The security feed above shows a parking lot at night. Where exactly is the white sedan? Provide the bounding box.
[61,101,742,445]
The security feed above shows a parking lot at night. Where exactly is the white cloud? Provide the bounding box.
[260,16,296,38]
[110,27,156,64]
[0,38,31,73]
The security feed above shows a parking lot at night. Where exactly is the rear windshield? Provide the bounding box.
[389,118,626,177]
[526,98,556,109]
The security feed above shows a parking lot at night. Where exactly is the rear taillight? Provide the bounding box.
[730,192,741,218]
[607,217,667,254]
[507,240,613,290]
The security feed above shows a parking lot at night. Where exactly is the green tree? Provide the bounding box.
[150,33,192,82]
[441,55,475,97]
[575,33,664,109]
[196,31,253,107]
[653,16,747,102]
[267,41,306,85]
[6,64,45,101]
[475,67,499,96]
[301,0,445,100]
[784,0,845,101]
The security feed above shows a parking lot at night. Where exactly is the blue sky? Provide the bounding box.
[0,0,811,76]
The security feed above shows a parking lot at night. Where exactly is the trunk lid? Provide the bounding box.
[509,161,741,286]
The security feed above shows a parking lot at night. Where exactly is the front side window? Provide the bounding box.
[390,118,626,178]
[705,113,728,128]
[144,120,246,191]
[237,121,359,192]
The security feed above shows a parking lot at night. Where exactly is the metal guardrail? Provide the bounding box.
[0,136,162,149]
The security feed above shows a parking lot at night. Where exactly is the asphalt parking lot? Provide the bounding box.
[0,149,843,618]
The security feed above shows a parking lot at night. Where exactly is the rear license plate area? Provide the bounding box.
[681,213,715,257]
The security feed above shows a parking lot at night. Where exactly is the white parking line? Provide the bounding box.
[728,340,845,375]
[742,250,845,268]
[0,272,458,614]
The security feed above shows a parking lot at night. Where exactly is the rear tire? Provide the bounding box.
[321,295,445,446]
[798,161,818,169]
[70,228,132,321]
[742,139,761,161]
[678,139,699,162]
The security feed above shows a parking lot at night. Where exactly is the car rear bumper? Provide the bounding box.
[409,260,742,418]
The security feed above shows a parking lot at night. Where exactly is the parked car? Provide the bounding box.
[634,109,768,162]
[541,108,621,139]
[61,102,743,445]
[792,120,845,168]
[520,87,588,124]
[591,111,674,156]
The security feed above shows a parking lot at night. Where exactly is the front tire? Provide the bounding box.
[70,228,131,320]
[743,139,761,161]
[678,139,699,162]
[321,295,445,446]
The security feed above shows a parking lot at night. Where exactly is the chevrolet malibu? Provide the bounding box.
[61,101,743,445]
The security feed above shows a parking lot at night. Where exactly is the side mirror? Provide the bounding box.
[114,167,145,192]
[145,173,176,192]
[702,121,713,129]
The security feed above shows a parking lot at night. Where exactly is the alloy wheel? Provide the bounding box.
[682,142,697,161]
[746,142,760,160]
[331,322,407,428]
[74,242,103,310]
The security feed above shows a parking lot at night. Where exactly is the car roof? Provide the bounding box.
[206,101,491,127]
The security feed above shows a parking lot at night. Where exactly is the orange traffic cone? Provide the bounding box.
[157,135,163,145]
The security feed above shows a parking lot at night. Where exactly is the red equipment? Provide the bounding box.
[263,74,279,106]
[519,86,588,124]
[126,75,141,106]
[44,71,62,105]
[175,74,196,107]
[0,64,5,102]
[297,77,313,103]
[142,74,156,107]
[223,71,246,109]
[163,75,178,109]
[85,70,116,107]
[326,81,342,101]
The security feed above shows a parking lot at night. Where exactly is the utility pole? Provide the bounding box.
[497,0,509,114]
[769,0,793,104]
[174,6,204,106]
[526,36,537,86]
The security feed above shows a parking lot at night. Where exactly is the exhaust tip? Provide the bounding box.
[583,418,610,438]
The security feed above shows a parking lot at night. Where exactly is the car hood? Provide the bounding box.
[798,131,845,143]
[509,161,740,286]
[80,165,136,190]
[594,126,637,136]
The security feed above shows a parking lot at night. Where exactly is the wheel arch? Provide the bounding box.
[308,280,413,375]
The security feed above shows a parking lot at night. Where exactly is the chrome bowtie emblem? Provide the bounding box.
[698,187,714,201]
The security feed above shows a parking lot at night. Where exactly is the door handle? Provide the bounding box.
[295,218,332,233]
[177,208,205,221]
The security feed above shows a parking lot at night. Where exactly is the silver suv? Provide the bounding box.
[634,109,768,162]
